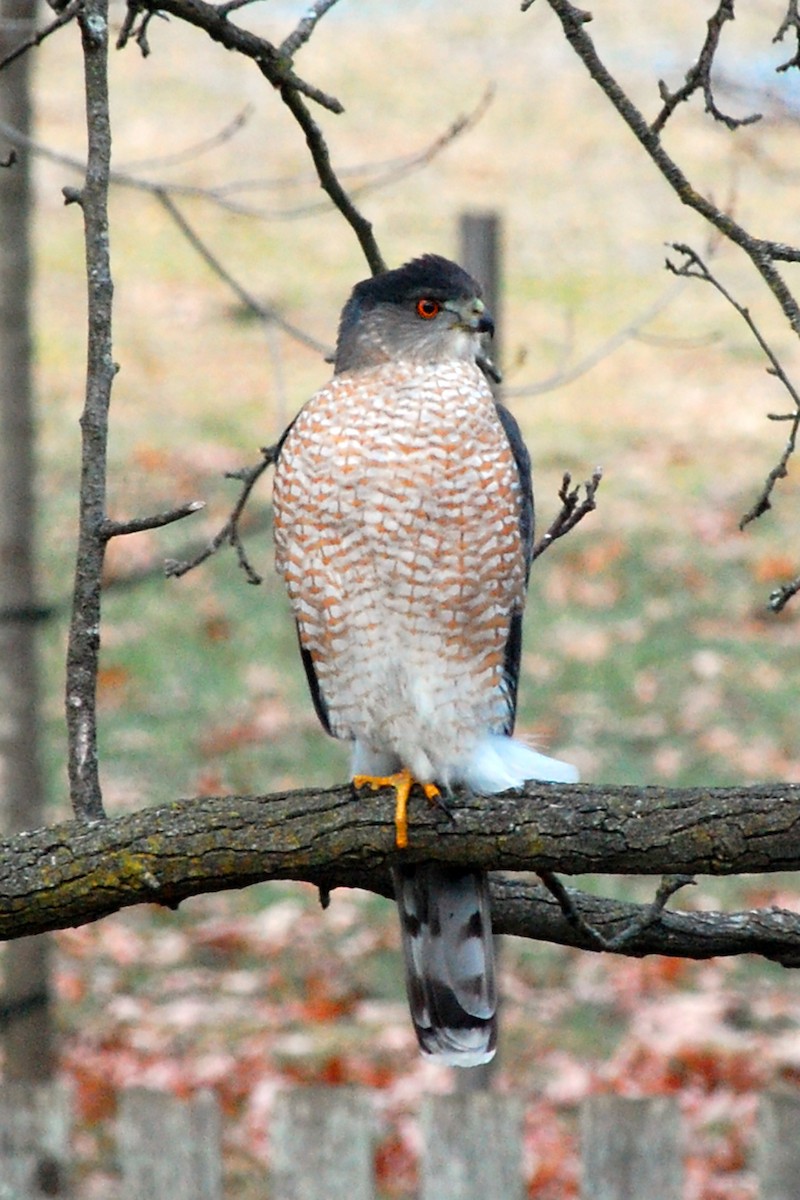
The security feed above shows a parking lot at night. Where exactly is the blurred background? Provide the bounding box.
[5,0,800,1194]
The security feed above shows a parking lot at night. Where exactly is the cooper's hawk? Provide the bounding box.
[273,254,577,1066]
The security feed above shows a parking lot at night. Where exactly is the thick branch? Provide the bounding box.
[3,783,800,966]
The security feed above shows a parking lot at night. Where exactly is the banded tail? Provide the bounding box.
[393,864,497,1067]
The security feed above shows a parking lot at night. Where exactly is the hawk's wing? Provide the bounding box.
[274,420,333,737]
[494,399,534,736]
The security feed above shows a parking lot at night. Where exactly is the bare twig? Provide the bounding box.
[279,83,385,275]
[1,88,490,222]
[164,445,276,582]
[115,104,252,171]
[0,0,79,71]
[102,499,205,539]
[279,0,341,59]
[536,869,696,953]
[774,0,800,73]
[605,874,696,951]
[536,868,607,949]
[531,468,603,561]
[505,280,685,399]
[770,574,800,613]
[153,190,330,354]
[666,242,800,530]
[536,0,800,339]
[652,0,762,134]
[117,0,344,114]
[265,87,494,221]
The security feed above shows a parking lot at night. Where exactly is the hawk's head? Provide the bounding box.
[334,254,494,374]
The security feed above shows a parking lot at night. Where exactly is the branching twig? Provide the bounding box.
[536,869,696,952]
[531,468,603,561]
[117,0,344,115]
[535,0,800,339]
[652,0,762,134]
[605,874,696,951]
[666,243,800,532]
[774,0,800,73]
[102,499,205,539]
[0,0,79,71]
[164,445,276,583]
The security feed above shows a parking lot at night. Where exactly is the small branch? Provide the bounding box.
[666,243,800,531]
[165,446,275,582]
[651,0,762,134]
[278,84,385,275]
[774,0,800,73]
[0,0,79,71]
[117,0,344,114]
[536,869,696,952]
[770,575,800,613]
[531,468,603,560]
[537,0,800,339]
[605,873,696,950]
[153,190,330,354]
[101,499,205,539]
[505,280,685,399]
[279,0,341,59]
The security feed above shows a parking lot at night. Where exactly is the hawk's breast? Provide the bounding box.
[273,360,526,781]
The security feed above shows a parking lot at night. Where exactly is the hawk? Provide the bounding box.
[273,254,577,1066]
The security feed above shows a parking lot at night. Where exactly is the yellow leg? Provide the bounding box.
[353,769,441,850]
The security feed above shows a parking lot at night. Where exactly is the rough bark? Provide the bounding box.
[0,0,55,1080]
[2,782,800,964]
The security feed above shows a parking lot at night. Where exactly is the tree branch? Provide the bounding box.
[117,0,344,115]
[4,783,800,967]
[0,0,79,71]
[278,83,385,275]
[533,0,800,339]
[665,242,800,533]
[65,0,116,822]
[651,0,762,134]
[531,468,603,560]
[164,445,276,583]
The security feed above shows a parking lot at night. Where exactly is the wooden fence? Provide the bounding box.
[2,1083,800,1199]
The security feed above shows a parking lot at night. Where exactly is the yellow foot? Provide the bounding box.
[352,769,441,849]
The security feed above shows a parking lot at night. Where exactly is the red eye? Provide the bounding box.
[416,298,441,320]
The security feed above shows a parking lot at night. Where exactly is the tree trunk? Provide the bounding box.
[0,0,55,1080]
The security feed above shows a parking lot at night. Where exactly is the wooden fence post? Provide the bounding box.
[580,1095,683,1200]
[117,1088,223,1200]
[459,211,503,382]
[457,209,503,1099]
[0,1081,71,1199]
[420,1093,524,1200]
[271,1087,376,1200]
[756,1089,800,1200]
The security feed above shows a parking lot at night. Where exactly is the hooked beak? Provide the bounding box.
[453,296,494,338]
